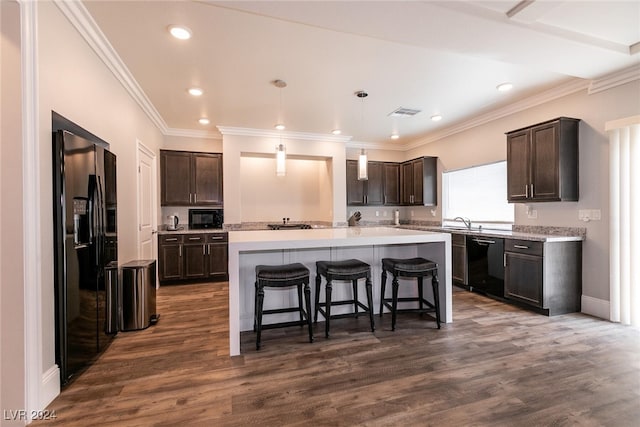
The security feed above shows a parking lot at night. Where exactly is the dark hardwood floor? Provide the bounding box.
[35,282,640,426]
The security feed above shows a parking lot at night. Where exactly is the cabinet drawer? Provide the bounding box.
[451,233,466,246]
[184,234,206,243]
[159,234,184,244]
[207,233,228,243]
[505,239,543,256]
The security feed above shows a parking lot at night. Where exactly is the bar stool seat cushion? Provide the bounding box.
[256,263,309,282]
[382,257,437,273]
[316,259,371,276]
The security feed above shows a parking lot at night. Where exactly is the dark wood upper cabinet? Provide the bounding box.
[161,150,223,206]
[506,117,579,203]
[346,160,399,206]
[400,156,437,206]
[383,163,400,205]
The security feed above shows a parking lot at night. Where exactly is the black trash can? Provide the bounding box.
[120,260,159,331]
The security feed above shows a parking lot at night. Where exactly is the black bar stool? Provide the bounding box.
[314,259,375,338]
[380,257,441,331]
[254,263,314,350]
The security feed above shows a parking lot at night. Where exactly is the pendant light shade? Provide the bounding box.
[358,149,368,180]
[276,143,286,177]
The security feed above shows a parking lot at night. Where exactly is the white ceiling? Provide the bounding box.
[81,0,640,146]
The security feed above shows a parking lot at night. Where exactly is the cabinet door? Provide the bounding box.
[530,122,560,201]
[183,243,207,279]
[506,130,530,202]
[208,243,229,279]
[159,244,182,281]
[411,159,424,205]
[421,156,437,206]
[365,162,384,205]
[193,153,223,205]
[183,235,207,279]
[401,162,413,205]
[383,163,400,205]
[161,151,192,206]
[504,252,543,307]
[346,160,365,205]
[451,234,467,285]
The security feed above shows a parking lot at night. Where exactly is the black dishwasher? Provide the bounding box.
[466,235,505,297]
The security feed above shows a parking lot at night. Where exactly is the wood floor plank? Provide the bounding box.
[32,281,640,426]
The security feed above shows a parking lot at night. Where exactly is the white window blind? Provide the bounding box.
[442,161,514,225]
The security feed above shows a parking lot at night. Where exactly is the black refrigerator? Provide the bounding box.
[52,130,118,386]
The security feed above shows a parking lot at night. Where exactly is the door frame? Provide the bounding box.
[136,140,158,266]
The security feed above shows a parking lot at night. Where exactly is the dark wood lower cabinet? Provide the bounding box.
[159,232,228,284]
[504,239,581,315]
[451,233,467,287]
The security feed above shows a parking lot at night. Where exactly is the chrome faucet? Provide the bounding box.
[453,216,472,230]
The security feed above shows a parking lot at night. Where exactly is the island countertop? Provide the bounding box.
[228,226,451,250]
[227,226,452,356]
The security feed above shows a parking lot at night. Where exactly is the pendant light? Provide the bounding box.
[273,79,287,176]
[355,90,368,181]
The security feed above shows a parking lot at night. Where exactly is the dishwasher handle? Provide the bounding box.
[472,238,496,245]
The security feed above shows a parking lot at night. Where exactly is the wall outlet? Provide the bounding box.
[383,211,388,217]
[375,211,379,217]
[410,210,414,217]
[430,209,436,217]
[527,208,537,219]
[579,209,601,222]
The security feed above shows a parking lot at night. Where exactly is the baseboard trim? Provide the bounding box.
[581,295,610,320]
[41,365,60,409]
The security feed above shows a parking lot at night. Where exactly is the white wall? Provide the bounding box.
[1,1,27,423]
[405,81,640,303]
[30,1,164,406]
[222,133,347,225]
[240,156,333,223]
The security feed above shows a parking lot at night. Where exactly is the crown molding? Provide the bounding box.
[164,127,222,140]
[588,64,640,95]
[217,126,353,143]
[402,78,589,151]
[54,0,169,134]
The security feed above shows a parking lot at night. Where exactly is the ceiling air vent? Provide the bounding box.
[388,107,422,117]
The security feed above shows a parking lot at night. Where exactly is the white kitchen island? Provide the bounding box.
[227,226,452,355]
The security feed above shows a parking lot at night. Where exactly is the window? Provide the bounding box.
[442,161,514,229]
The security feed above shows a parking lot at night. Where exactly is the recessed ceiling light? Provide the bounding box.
[497,82,513,92]
[332,129,342,135]
[198,118,210,125]
[275,124,285,131]
[188,87,203,96]
[168,25,192,40]
[431,114,442,122]
[390,134,400,140]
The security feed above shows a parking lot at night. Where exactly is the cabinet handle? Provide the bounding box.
[514,244,529,249]
[209,236,224,240]
[194,193,197,204]
[165,238,178,242]
[530,184,534,198]
[179,245,182,257]
[504,253,507,267]
[188,237,202,241]
[525,185,529,198]
[203,245,206,255]
[207,244,210,255]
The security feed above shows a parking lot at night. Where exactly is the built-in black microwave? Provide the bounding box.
[189,209,223,229]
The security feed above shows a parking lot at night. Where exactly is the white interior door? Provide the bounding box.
[137,141,157,262]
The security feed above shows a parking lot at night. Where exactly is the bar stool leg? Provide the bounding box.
[304,279,314,342]
[325,279,333,338]
[418,276,424,313]
[432,271,441,329]
[256,281,265,350]
[253,281,258,332]
[314,273,321,323]
[391,274,399,331]
[352,279,359,318]
[365,274,375,332]
[297,282,304,324]
[380,269,387,317]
